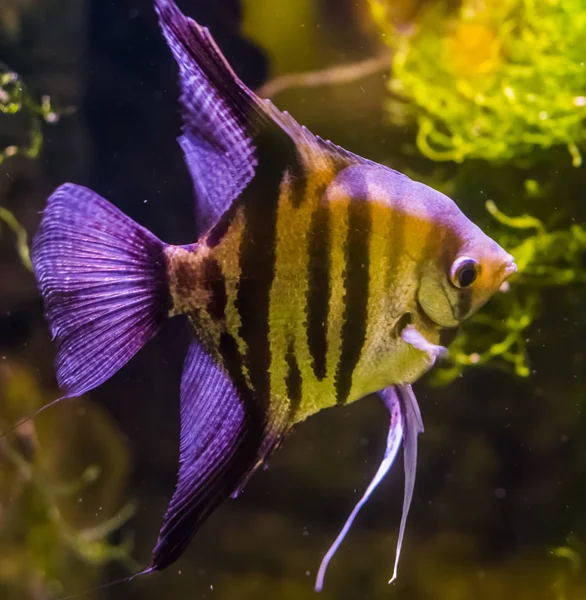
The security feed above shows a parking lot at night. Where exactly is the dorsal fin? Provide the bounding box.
[155,0,262,236]
[155,0,366,236]
[156,0,307,236]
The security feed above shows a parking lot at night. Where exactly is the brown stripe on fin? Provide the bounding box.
[201,257,227,321]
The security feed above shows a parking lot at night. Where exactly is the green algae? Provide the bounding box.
[0,64,62,166]
[0,361,136,599]
[367,0,586,382]
[370,0,586,165]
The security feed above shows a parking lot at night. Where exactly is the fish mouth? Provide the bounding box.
[503,257,518,280]
[498,257,518,291]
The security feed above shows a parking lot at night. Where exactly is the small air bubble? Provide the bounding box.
[494,488,506,499]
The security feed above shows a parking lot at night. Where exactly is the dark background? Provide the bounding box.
[1,1,585,599]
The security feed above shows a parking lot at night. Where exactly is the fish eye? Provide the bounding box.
[450,257,480,288]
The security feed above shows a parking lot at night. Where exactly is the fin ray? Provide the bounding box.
[315,388,404,592]
[315,385,424,591]
[155,0,261,236]
[390,384,423,583]
[31,183,169,398]
[149,339,285,570]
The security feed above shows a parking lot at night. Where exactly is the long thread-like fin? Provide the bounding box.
[389,384,424,584]
[23,184,170,427]
[0,397,66,440]
[56,566,154,600]
[315,387,404,592]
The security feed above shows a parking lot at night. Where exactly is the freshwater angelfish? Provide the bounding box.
[26,0,517,591]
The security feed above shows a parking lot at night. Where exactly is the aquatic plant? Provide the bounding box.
[0,205,31,270]
[363,0,586,382]
[551,541,583,600]
[0,63,60,166]
[0,361,136,599]
[0,63,62,269]
[0,62,132,598]
[369,0,586,166]
[434,198,586,383]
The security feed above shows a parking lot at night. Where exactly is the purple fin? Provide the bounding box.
[315,385,424,591]
[149,339,282,570]
[31,183,169,397]
[315,387,404,592]
[154,0,362,236]
[390,384,423,583]
[155,0,260,236]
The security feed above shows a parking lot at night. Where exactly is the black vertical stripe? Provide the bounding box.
[237,197,277,400]
[306,200,330,380]
[385,200,406,292]
[285,338,302,414]
[202,258,227,321]
[456,288,473,320]
[335,196,372,405]
[218,331,250,402]
[289,160,307,208]
[236,132,294,403]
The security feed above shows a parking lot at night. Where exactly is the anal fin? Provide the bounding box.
[149,338,285,570]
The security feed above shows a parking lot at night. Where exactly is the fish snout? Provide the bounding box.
[497,255,517,292]
[503,256,518,279]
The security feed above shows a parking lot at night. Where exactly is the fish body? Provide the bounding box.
[166,162,479,425]
[27,0,516,590]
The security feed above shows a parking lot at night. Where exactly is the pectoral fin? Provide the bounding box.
[401,323,447,365]
[148,339,283,571]
[315,385,424,591]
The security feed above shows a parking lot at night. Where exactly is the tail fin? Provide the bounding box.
[32,183,170,397]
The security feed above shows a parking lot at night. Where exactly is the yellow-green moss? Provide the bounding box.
[370,0,586,165]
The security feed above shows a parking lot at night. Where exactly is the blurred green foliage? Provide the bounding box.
[0,62,62,271]
[435,198,586,383]
[0,361,136,599]
[369,0,586,166]
[366,0,586,384]
[0,63,133,599]
[0,63,61,166]
[0,206,31,270]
